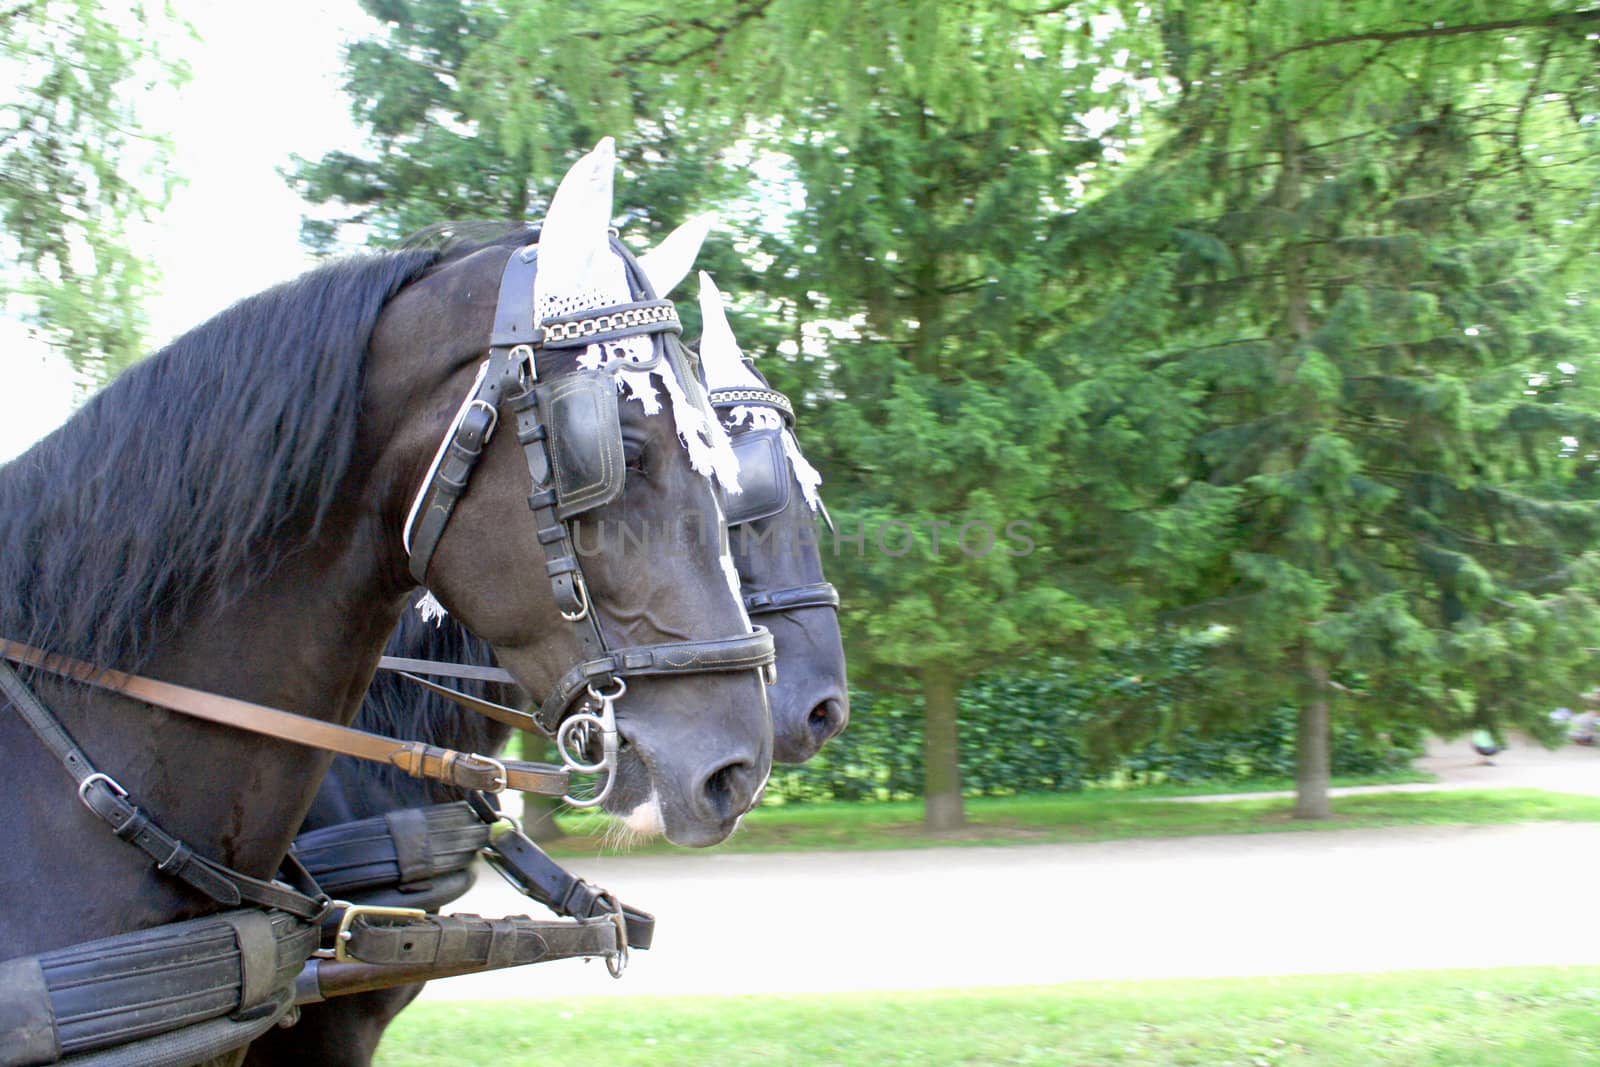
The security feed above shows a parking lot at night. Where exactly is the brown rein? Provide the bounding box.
[0,639,568,796]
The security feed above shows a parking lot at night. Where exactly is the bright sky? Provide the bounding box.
[0,0,376,461]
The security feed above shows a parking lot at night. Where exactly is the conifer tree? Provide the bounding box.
[1067,1,1600,815]
[473,1,1196,829]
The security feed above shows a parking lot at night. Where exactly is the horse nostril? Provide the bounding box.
[808,696,848,744]
[699,758,761,822]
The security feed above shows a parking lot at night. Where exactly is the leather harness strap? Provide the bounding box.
[0,640,570,797]
[0,658,330,921]
[744,581,841,616]
[336,911,618,970]
[377,655,515,685]
[481,815,655,949]
[709,370,842,623]
[292,803,490,899]
[535,629,778,734]
[7,908,317,1063]
[400,240,777,742]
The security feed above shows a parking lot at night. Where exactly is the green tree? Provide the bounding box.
[1,0,183,378]
[1072,1,1600,816]
[471,1,1206,829]
[288,0,753,260]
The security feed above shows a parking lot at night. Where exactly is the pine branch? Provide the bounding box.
[1239,9,1600,78]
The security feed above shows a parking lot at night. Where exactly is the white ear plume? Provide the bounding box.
[536,137,651,367]
[536,137,616,302]
[697,271,765,391]
[698,272,826,513]
[638,214,715,298]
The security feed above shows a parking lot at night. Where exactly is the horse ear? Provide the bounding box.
[697,271,758,389]
[638,214,715,297]
[537,137,616,285]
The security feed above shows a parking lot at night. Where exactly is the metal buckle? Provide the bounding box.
[333,903,428,963]
[511,343,536,385]
[471,753,508,793]
[561,574,591,622]
[604,896,629,979]
[77,772,128,810]
[465,398,500,444]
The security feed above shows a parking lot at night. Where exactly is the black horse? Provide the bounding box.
[243,271,850,1065]
[0,142,773,1065]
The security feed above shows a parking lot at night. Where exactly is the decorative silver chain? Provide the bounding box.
[540,304,680,344]
[708,387,795,423]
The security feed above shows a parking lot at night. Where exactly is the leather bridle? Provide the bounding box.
[400,238,776,805]
[707,378,841,622]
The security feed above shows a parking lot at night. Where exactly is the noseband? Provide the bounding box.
[402,240,775,806]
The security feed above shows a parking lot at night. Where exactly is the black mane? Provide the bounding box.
[0,248,438,669]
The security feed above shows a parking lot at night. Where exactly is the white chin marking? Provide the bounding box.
[623,792,665,836]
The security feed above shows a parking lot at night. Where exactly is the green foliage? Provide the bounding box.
[1,0,183,378]
[1065,1,1600,780]
[300,0,1600,823]
[289,0,754,260]
[764,660,1419,804]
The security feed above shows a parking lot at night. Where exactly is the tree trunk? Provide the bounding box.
[922,664,965,831]
[1295,648,1331,819]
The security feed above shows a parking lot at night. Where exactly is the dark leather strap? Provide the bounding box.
[744,581,841,615]
[0,956,57,1067]
[405,393,500,586]
[393,671,541,733]
[483,822,654,950]
[0,640,570,797]
[0,658,330,920]
[11,908,316,1060]
[536,627,777,733]
[377,656,516,685]
[339,911,619,969]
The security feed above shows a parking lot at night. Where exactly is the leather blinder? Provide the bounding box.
[535,370,626,518]
[723,428,791,525]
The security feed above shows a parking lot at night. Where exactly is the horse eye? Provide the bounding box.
[624,442,647,475]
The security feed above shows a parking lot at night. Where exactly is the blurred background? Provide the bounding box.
[6,3,1600,1061]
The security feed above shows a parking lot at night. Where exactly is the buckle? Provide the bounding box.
[604,897,629,979]
[332,903,428,963]
[77,772,128,810]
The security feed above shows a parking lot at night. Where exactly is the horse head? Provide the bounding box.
[694,272,850,762]
[365,140,772,847]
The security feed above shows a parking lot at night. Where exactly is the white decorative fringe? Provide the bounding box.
[781,429,825,512]
[416,590,448,625]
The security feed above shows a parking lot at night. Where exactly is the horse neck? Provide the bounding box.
[303,612,518,827]
[28,512,403,895]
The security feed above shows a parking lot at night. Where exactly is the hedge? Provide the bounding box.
[764,664,1421,803]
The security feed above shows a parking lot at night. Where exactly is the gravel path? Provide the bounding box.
[418,734,1600,1000]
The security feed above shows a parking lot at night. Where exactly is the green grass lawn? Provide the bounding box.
[372,966,1600,1066]
[544,787,1600,855]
